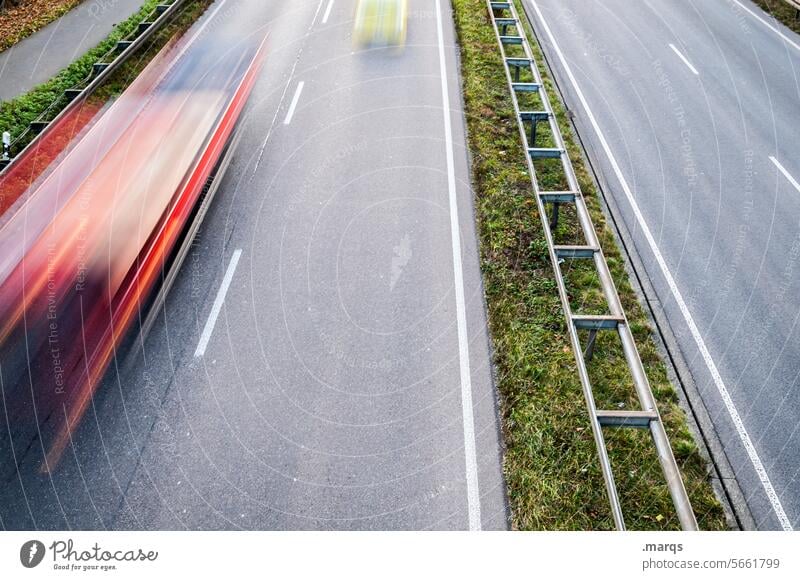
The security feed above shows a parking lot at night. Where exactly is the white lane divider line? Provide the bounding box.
[311,0,325,26]
[531,0,793,531]
[252,4,321,175]
[283,81,305,125]
[770,156,800,194]
[730,0,800,53]
[195,249,243,357]
[322,0,335,24]
[668,43,699,75]
[435,0,481,531]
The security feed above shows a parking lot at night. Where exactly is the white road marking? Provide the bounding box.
[283,81,305,125]
[530,0,793,531]
[311,0,325,26]
[252,3,322,174]
[435,0,481,531]
[770,156,800,194]
[669,43,699,75]
[731,0,800,53]
[195,249,243,357]
[322,0,335,24]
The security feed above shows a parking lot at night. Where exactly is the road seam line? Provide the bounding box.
[436,0,481,531]
[195,249,243,357]
[669,43,700,75]
[530,0,793,530]
[283,81,305,125]
[322,0,335,24]
[770,156,800,194]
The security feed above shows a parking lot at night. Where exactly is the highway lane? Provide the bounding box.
[0,0,508,530]
[525,0,800,529]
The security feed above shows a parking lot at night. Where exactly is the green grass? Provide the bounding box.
[451,0,728,530]
[0,0,213,156]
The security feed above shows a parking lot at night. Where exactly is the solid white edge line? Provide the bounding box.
[529,0,793,530]
[668,43,700,75]
[322,0,335,24]
[195,249,243,357]
[435,0,482,531]
[730,0,800,53]
[770,156,800,194]
[283,81,305,125]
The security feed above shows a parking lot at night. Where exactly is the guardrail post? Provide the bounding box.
[583,329,598,361]
[29,121,48,133]
[549,202,559,230]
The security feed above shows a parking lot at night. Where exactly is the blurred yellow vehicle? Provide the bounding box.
[353,0,408,47]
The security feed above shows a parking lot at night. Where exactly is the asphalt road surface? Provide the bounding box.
[525,0,800,530]
[0,0,508,530]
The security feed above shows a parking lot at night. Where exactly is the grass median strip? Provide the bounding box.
[451,0,728,530]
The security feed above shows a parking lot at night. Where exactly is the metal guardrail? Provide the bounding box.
[486,0,698,530]
[0,0,187,172]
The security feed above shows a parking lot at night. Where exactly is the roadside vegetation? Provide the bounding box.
[751,0,800,35]
[0,0,213,155]
[91,0,214,100]
[0,0,83,53]
[0,0,213,215]
[451,0,729,530]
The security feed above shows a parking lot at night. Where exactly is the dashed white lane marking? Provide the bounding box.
[669,43,700,75]
[195,249,243,357]
[283,81,305,125]
[770,156,800,194]
[322,0,335,24]
[435,0,481,531]
[530,0,793,531]
[252,2,322,174]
